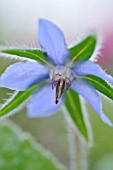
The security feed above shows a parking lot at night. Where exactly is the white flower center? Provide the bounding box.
[49,65,75,104]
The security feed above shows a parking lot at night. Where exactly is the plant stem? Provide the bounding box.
[62,106,89,170]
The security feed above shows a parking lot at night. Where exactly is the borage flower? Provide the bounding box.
[0,19,113,128]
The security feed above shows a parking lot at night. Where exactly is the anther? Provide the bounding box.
[55,79,65,104]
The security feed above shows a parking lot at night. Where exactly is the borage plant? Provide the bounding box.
[0,19,113,140]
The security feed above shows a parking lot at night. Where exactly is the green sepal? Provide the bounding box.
[0,48,46,63]
[84,75,113,100]
[65,88,88,140]
[0,84,39,117]
[69,35,96,61]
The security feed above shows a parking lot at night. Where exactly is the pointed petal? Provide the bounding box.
[0,62,49,91]
[38,19,70,65]
[73,60,113,82]
[71,79,113,126]
[27,83,64,117]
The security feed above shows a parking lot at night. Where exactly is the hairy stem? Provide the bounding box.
[62,106,90,170]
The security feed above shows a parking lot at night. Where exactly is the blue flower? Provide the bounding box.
[0,19,113,126]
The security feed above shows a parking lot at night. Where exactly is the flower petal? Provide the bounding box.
[38,19,70,65]
[0,62,49,91]
[73,60,113,82]
[71,79,113,126]
[27,83,64,117]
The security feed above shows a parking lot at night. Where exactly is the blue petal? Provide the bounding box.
[71,79,113,126]
[73,60,113,82]
[27,83,64,117]
[38,19,70,65]
[0,62,49,90]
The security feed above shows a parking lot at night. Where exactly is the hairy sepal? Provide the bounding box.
[0,84,39,118]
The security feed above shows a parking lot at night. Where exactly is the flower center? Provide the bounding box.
[49,66,75,104]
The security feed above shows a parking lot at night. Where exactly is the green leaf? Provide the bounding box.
[83,75,113,100]
[0,48,47,63]
[0,84,39,117]
[69,35,96,62]
[65,89,88,140]
[0,121,65,170]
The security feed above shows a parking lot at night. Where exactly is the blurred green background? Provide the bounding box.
[0,0,113,170]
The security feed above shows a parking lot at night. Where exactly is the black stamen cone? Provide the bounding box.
[55,99,59,104]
